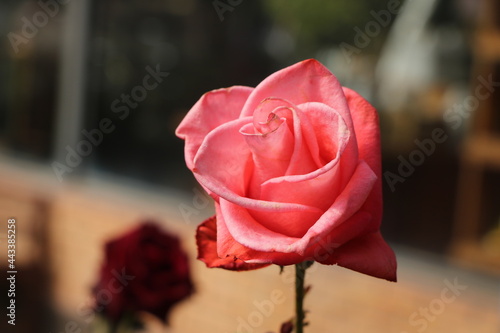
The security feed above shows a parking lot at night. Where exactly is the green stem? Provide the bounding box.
[295,263,307,333]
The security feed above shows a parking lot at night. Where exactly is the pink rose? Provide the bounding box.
[176,59,396,281]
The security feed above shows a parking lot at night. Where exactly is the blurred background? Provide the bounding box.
[0,0,499,332]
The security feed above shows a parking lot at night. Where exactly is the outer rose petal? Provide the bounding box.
[176,86,253,170]
[343,88,381,176]
[317,231,397,282]
[216,202,305,265]
[343,87,383,226]
[195,216,268,271]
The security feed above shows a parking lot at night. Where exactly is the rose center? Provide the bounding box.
[256,112,282,136]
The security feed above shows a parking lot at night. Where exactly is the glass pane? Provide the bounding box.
[0,0,60,160]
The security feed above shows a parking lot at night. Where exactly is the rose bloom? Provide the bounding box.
[177,59,396,281]
[93,222,194,322]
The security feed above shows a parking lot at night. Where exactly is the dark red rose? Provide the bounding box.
[93,222,194,323]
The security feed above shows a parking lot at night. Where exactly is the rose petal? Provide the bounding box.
[217,206,377,268]
[343,88,381,175]
[252,160,343,237]
[240,117,294,193]
[294,160,377,253]
[216,203,305,265]
[343,87,383,227]
[219,198,312,251]
[196,216,267,271]
[299,102,351,167]
[176,86,253,169]
[302,211,373,262]
[193,117,252,197]
[318,231,397,282]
